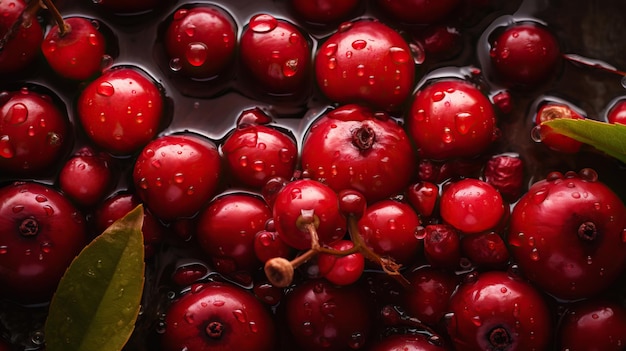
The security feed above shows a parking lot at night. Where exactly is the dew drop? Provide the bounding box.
[173,9,188,20]
[97,81,114,97]
[138,178,148,190]
[186,42,209,67]
[169,58,183,72]
[471,316,482,326]
[302,322,314,336]
[232,309,247,323]
[88,33,99,46]
[184,25,195,38]
[622,229,626,243]
[356,64,365,77]
[389,46,410,64]
[442,127,454,144]
[0,246,8,254]
[7,102,28,124]
[250,14,278,33]
[432,91,445,102]
[327,57,337,70]
[368,75,376,85]
[239,155,248,167]
[290,188,302,200]
[278,148,292,163]
[409,42,426,64]
[252,160,265,172]
[0,135,15,158]
[531,188,548,204]
[351,39,366,50]
[530,125,544,142]
[349,332,364,349]
[288,32,300,44]
[454,112,474,135]
[173,173,184,184]
[283,59,298,77]
[323,43,338,57]
[529,248,540,261]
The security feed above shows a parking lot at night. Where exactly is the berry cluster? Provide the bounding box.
[1,0,626,350]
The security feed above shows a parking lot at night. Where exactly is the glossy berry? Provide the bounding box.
[460,231,510,269]
[606,99,626,125]
[289,0,360,25]
[0,182,86,304]
[239,14,311,97]
[446,271,552,351]
[77,67,165,155]
[533,102,585,154]
[0,0,43,75]
[171,261,210,287]
[196,193,271,274]
[508,169,626,300]
[133,134,222,221]
[162,282,276,351]
[315,19,415,111]
[489,22,561,87]
[221,109,298,189]
[93,193,165,258]
[317,240,365,286]
[58,147,112,207]
[440,178,505,234]
[301,104,416,202]
[403,266,458,327]
[254,230,291,263]
[284,278,372,351]
[558,299,626,351]
[165,6,237,79]
[422,224,461,268]
[0,87,69,175]
[272,179,346,250]
[358,200,422,266]
[406,181,439,218]
[418,24,463,60]
[375,0,460,25]
[483,153,524,202]
[42,17,106,80]
[407,79,498,160]
[337,189,367,218]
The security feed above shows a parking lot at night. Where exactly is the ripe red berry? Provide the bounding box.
[407,79,498,160]
[77,67,165,155]
[162,282,276,351]
[606,99,626,125]
[0,87,69,176]
[558,299,626,351]
[196,193,271,275]
[315,19,416,111]
[422,224,461,268]
[42,17,106,80]
[403,266,458,327]
[446,271,552,351]
[439,178,505,234]
[301,104,416,202]
[508,169,626,300]
[317,240,365,286]
[406,181,439,218]
[133,134,222,221]
[460,231,510,269]
[58,147,113,207]
[0,0,43,75]
[253,230,291,263]
[0,182,86,304]
[239,14,311,98]
[165,5,237,79]
[489,22,561,87]
[483,153,524,202]
[532,101,585,154]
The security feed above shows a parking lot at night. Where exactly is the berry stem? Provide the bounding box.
[41,0,70,36]
[0,0,42,51]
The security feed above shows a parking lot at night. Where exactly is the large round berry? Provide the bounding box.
[272,179,346,250]
[0,182,87,304]
[77,67,165,155]
[558,299,626,351]
[284,278,372,351]
[508,169,626,300]
[196,193,271,274]
[0,0,43,75]
[489,22,561,87]
[239,14,311,97]
[407,79,497,160]
[301,104,416,202]
[165,5,237,79]
[162,282,276,351]
[446,271,552,351]
[133,134,221,221]
[0,87,69,175]
[41,17,106,80]
[315,19,415,111]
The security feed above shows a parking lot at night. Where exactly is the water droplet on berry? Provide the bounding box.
[184,25,195,38]
[349,332,364,349]
[530,125,545,142]
[169,58,183,72]
[7,102,28,124]
[97,81,114,97]
[327,57,337,70]
[442,127,454,144]
[409,42,426,64]
[454,112,474,135]
[529,248,540,261]
[288,32,300,45]
[622,229,626,243]
[173,8,188,20]
[578,168,598,182]
[0,135,15,158]
[253,160,265,171]
[88,33,99,46]
[283,59,298,77]
[320,301,337,317]
[173,173,184,184]
[249,14,278,33]
[0,246,8,254]
[101,55,113,70]
[302,322,314,336]
[389,46,410,64]
[186,42,208,67]
[351,39,366,50]
[432,91,445,102]
[471,316,482,326]
[138,178,148,189]
[354,64,365,77]
[323,43,338,57]
[531,188,548,204]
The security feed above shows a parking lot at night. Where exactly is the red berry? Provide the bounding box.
[403,266,458,327]
[77,67,165,155]
[221,109,298,189]
[58,147,113,207]
[460,231,510,269]
[483,153,524,202]
[315,19,416,111]
[446,271,552,351]
[358,200,422,266]
[406,181,439,218]
[0,87,69,176]
[422,224,461,268]
[533,101,585,154]
[558,299,626,351]
[375,0,460,25]
[407,79,498,160]
[317,240,365,286]
[0,0,43,75]
[606,99,626,125]
[489,22,561,87]
[418,24,462,60]
[253,230,291,263]
[440,178,505,234]
[272,179,347,250]
[239,14,311,97]
[196,193,271,275]
[133,134,222,221]
[165,6,237,79]
[508,169,626,300]
[284,278,372,351]
[289,0,360,25]
[0,182,86,304]
[301,104,416,202]
[162,282,276,351]
[42,17,106,80]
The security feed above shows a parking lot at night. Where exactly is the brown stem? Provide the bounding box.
[0,0,43,51]
[41,0,70,36]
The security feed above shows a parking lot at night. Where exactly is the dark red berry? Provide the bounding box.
[289,0,360,25]
[558,299,626,351]
[406,181,439,218]
[423,224,461,269]
[254,230,291,263]
[317,240,365,286]
[606,99,626,125]
[533,101,585,154]
[403,266,458,327]
[0,0,43,75]
[58,146,113,207]
[460,231,510,269]
[483,153,524,202]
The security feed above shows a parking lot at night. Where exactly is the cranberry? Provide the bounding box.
[317,240,365,286]
[406,181,439,218]
[403,266,458,327]
[422,224,462,269]
[532,101,585,154]
[58,146,113,207]
[558,299,626,351]
[0,0,43,75]
[483,153,524,202]
[460,231,510,269]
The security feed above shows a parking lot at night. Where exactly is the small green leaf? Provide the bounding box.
[45,205,145,351]
[542,118,626,163]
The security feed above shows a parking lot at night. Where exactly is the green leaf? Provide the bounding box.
[45,205,145,351]
[542,118,626,163]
